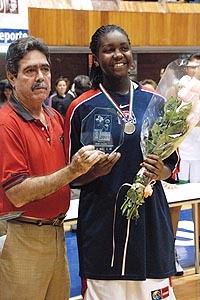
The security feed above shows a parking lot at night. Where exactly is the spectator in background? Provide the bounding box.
[0,79,12,108]
[51,76,71,117]
[140,78,157,91]
[74,74,92,97]
[62,74,92,114]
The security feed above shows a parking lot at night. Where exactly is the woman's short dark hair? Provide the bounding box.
[55,77,71,92]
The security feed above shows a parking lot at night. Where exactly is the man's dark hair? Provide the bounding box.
[6,36,51,77]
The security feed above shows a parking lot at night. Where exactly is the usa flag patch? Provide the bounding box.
[151,286,170,299]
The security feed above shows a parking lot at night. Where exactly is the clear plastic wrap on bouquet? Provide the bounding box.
[121,59,200,221]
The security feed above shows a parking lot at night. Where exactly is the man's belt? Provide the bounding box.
[8,214,66,227]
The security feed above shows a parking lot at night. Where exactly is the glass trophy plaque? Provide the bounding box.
[81,107,125,153]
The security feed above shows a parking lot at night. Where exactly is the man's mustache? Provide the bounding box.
[31,82,48,91]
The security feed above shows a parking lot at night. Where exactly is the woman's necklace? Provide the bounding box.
[99,82,136,134]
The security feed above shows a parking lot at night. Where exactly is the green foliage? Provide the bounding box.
[145,97,192,159]
[121,96,192,220]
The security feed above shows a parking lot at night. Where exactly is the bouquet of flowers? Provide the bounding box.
[121,59,200,221]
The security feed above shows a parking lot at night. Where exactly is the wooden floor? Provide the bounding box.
[173,268,200,300]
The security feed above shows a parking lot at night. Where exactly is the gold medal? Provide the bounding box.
[124,122,135,134]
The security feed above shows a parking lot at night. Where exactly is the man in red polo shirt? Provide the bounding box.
[0,36,104,300]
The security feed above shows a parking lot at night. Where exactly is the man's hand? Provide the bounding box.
[70,145,106,176]
[71,151,121,186]
[5,145,106,207]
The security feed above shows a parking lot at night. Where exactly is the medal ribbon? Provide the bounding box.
[99,82,136,124]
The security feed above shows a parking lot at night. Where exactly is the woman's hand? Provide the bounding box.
[90,152,121,178]
[140,154,170,181]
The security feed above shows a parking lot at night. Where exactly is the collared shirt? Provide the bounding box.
[0,95,70,218]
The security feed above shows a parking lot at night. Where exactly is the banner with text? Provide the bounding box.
[0,0,29,53]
